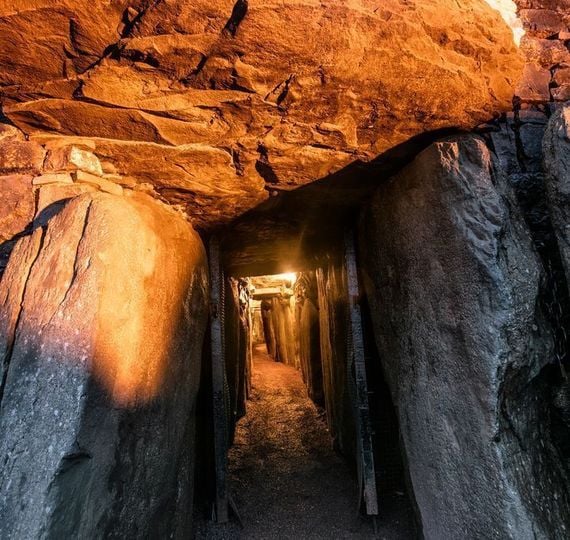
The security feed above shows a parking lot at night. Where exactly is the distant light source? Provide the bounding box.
[274,272,297,285]
[483,0,524,46]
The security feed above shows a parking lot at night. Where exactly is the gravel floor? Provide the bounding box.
[194,346,415,540]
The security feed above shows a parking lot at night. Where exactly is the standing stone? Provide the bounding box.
[359,135,570,539]
[316,263,356,457]
[543,104,570,285]
[296,272,323,405]
[0,191,208,539]
[261,299,276,357]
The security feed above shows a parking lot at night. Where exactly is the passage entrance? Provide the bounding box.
[194,227,420,538]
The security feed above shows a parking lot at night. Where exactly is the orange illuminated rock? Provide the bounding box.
[0,191,208,538]
[0,0,523,226]
[0,174,34,271]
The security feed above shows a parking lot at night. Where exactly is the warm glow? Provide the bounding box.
[483,0,524,46]
[273,272,297,284]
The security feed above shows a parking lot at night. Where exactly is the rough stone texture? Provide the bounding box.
[316,260,356,458]
[224,277,251,440]
[359,135,570,539]
[487,106,570,377]
[0,0,522,227]
[295,272,323,405]
[0,138,45,175]
[544,104,570,285]
[0,191,208,538]
[0,174,34,239]
[260,299,277,358]
[515,1,570,105]
[271,296,297,367]
[0,174,34,273]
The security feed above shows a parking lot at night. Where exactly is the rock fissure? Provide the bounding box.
[44,200,94,332]
[222,0,248,38]
[0,226,46,406]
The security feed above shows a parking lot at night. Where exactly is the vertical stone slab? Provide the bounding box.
[544,104,570,285]
[359,136,570,539]
[296,272,324,405]
[0,191,208,538]
[261,299,276,357]
[316,262,356,457]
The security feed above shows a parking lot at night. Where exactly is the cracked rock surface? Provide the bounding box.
[359,135,570,539]
[0,0,522,227]
[544,104,570,285]
[0,191,208,539]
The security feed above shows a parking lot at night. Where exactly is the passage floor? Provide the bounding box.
[195,345,414,539]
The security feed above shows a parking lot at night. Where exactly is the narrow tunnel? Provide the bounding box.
[194,260,416,538]
[188,126,570,540]
[1,2,570,538]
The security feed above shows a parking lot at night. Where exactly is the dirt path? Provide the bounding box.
[195,345,413,539]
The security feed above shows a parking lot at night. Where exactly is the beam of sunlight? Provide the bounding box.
[483,0,525,46]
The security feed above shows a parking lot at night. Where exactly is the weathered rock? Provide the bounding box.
[552,79,570,102]
[0,0,523,226]
[32,172,74,185]
[0,123,24,142]
[543,105,570,285]
[0,1,135,86]
[0,139,45,175]
[516,63,551,102]
[519,8,569,37]
[0,174,34,242]
[0,174,34,272]
[73,170,124,195]
[44,145,104,176]
[35,183,96,227]
[296,272,323,405]
[0,191,208,538]
[359,135,570,539]
[520,36,570,68]
[316,262,356,458]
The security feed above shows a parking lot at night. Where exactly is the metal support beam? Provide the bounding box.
[209,237,229,523]
[345,230,379,516]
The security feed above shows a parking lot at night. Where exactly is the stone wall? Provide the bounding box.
[224,277,252,441]
[516,1,570,105]
[295,272,324,405]
[359,135,570,539]
[316,259,357,458]
[269,296,297,367]
[0,124,131,278]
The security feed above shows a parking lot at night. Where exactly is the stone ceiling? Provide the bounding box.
[0,0,523,229]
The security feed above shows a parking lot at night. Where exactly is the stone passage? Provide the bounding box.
[195,345,415,539]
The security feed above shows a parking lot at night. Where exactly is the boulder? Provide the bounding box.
[0,0,523,226]
[0,191,208,538]
[359,135,570,539]
[543,104,570,285]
